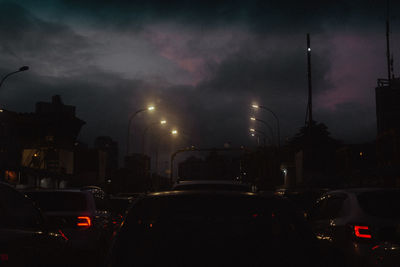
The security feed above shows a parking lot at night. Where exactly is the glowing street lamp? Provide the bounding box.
[251,104,280,149]
[171,129,178,135]
[249,128,268,147]
[250,116,274,144]
[126,105,155,155]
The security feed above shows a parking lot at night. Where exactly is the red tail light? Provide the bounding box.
[77,216,91,228]
[354,225,372,239]
[0,254,9,261]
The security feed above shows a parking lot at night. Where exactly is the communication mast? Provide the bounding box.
[306,33,313,128]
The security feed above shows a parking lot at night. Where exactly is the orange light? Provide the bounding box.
[354,225,372,239]
[77,216,91,227]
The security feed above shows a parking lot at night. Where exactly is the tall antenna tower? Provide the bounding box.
[386,0,392,81]
[306,33,313,127]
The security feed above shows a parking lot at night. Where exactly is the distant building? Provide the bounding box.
[376,78,400,134]
[335,143,377,186]
[375,78,400,186]
[124,153,151,178]
[73,142,107,187]
[0,95,85,188]
[94,136,118,178]
[178,156,206,180]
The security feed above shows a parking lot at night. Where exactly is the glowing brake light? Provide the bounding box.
[0,254,9,261]
[77,216,91,228]
[354,225,372,239]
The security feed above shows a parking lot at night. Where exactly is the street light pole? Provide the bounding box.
[0,66,29,90]
[252,105,280,150]
[250,117,274,145]
[126,106,155,156]
[141,120,167,154]
[250,128,267,147]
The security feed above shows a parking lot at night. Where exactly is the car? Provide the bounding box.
[114,192,144,198]
[0,182,68,266]
[108,196,136,227]
[171,180,254,192]
[106,190,320,266]
[307,187,400,267]
[274,187,329,216]
[23,188,112,264]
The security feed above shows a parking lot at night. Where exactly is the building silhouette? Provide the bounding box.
[0,95,85,187]
[375,78,400,186]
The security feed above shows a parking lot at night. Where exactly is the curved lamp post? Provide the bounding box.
[251,104,280,149]
[250,128,268,147]
[250,116,274,145]
[126,105,155,156]
[141,119,167,154]
[0,66,29,89]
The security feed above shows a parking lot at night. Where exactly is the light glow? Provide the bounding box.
[252,104,259,109]
[0,254,8,261]
[171,129,178,135]
[147,106,155,111]
[77,216,91,227]
[250,117,256,121]
[354,225,372,239]
[160,120,167,124]
[250,128,255,132]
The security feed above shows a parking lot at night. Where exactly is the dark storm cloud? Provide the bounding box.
[0,2,92,75]
[316,102,376,143]
[1,0,392,153]
[17,0,400,32]
[199,34,331,94]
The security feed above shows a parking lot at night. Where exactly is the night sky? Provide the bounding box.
[1,0,399,162]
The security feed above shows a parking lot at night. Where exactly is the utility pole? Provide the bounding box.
[307,33,313,127]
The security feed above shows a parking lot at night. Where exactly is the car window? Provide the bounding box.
[26,191,88,212]
[357,190,400,219]
[308,197,328,220]
[325,195,347,219]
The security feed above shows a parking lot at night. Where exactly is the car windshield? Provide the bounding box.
[357,190,400,219]
[25,191,88,212]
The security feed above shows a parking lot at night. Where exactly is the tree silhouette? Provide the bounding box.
[289,120,340,150]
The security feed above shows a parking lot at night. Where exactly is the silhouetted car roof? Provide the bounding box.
[172,180,253,192]
[326,187,400,195]
[107,190,319,267]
